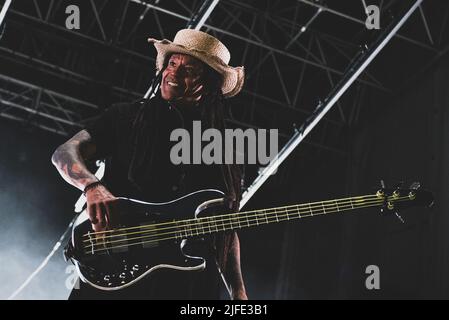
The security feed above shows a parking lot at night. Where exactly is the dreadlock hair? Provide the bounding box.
[198,66,244,278]
[127,70,163,188]
[198,64,243,209]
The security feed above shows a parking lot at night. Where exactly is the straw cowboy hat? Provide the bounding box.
[148,29,244,98]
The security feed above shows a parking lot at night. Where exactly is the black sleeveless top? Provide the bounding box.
[70,95,226,299]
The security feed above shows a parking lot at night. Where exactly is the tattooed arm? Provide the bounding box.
[51,130,117,231]
[51,130,98,190]
[226,233,248,300]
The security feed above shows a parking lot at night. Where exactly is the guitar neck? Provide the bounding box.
[177,193,391,239]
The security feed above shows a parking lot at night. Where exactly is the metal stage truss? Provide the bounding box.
[0,0,447,157]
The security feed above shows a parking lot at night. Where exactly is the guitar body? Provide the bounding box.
[67,189,225,291]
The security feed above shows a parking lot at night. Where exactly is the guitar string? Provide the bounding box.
[84,196,411,254]
[84,198,398,254]
[82,194,384,240]
[83,195,408,249]
[82,194,383,244]
[82,194,383,238]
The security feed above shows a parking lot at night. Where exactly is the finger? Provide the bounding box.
[92,222,103,233]
[105,200,118,228]
[88,204,98,225]
[91,213,101,232]
[100,203,108,229]
[96,203,106,229]
[104,201,117,230]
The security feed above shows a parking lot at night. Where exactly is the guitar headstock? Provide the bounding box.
[376,182,434,221]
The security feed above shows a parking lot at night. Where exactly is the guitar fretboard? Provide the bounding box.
[174,194,389,239]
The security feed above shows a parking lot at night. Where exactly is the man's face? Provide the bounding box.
[160,53,206,106]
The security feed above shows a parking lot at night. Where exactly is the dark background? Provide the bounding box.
[0,0,448,299]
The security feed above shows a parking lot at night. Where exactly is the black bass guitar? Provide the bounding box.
[65,183,433,291]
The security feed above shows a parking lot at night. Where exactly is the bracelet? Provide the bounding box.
[83,181,102,195]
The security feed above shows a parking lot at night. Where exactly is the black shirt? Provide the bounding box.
[70,95,226,300]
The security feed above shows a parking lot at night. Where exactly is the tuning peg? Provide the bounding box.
[378,180,388,212]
